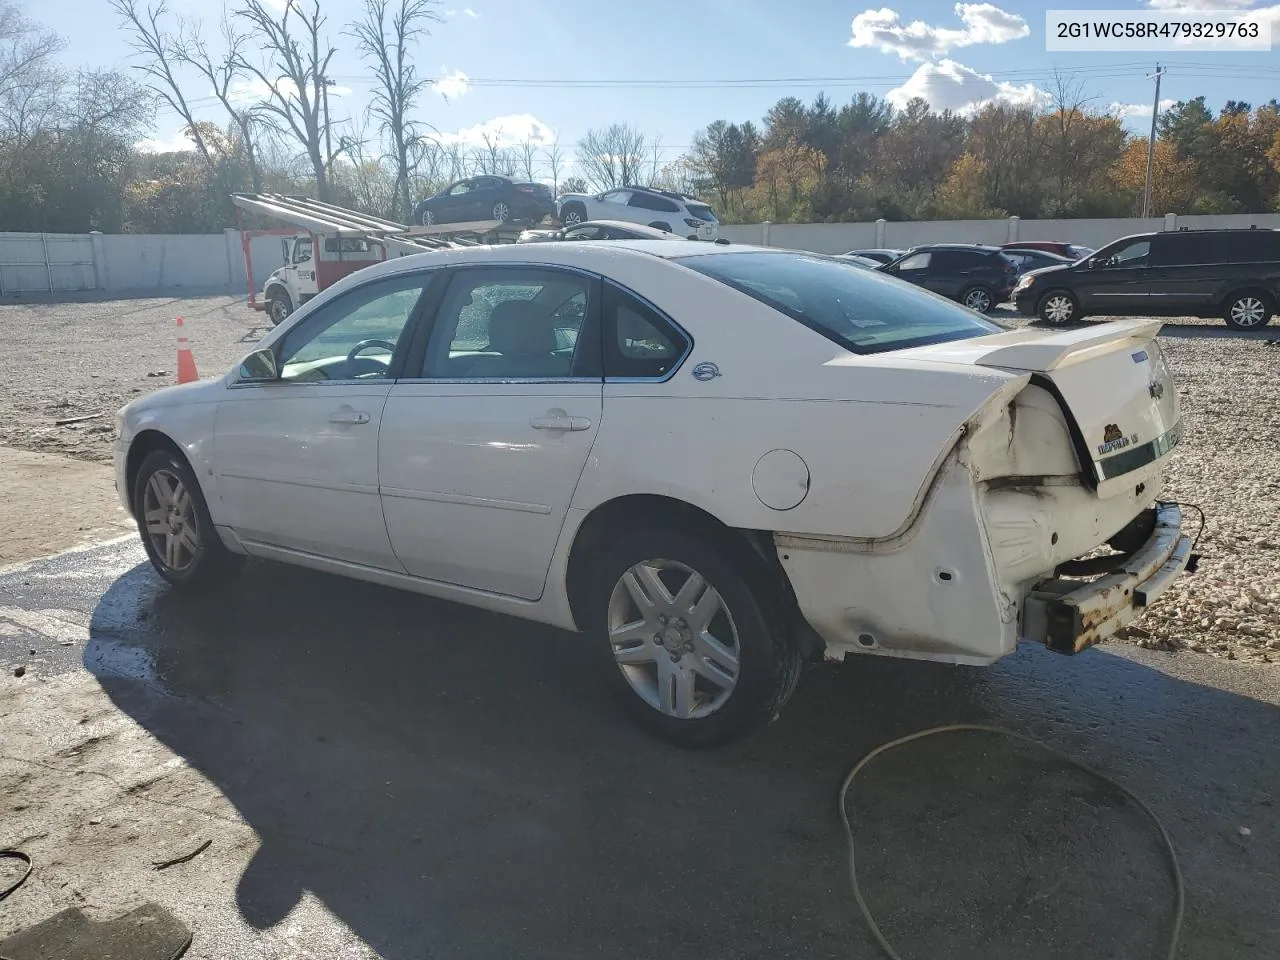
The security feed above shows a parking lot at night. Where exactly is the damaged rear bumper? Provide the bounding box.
[1023,502,1192,654]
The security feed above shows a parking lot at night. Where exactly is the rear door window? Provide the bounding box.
[1151,233,1214,266]
[933,250,988,271]
[677,251,1001,355]
[602,283,689,379]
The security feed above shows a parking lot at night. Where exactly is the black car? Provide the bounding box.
[1013,227,1280,329]
[878,244,1018,313]
[1000,248,1075,274]
[414,175,556,226]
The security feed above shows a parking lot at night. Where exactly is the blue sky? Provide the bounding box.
[49,0,1280,164]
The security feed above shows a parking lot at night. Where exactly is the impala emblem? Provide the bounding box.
[1097,423,1137,456]
[692,362,721,382]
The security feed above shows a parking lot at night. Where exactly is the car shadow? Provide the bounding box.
[85,557,1279,960]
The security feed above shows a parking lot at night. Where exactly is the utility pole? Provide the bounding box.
[1142,63,1165,219]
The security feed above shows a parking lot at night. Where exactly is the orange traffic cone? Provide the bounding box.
[176,317,199,384]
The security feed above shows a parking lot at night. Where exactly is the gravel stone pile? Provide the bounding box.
[0,296,1276,663]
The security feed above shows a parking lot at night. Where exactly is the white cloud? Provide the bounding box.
[464,7,479,17]
[1144,0,1254,9]
[443,7,457,16]
[849,3,1029,62]
[137,128,194,154]
[1110,98,1177,120]
[887,58,1049,114]
[435,114,554,148]
[431,69,470,99]
[227,76,352,106]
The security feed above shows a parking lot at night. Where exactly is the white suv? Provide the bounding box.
[558,187,719,240]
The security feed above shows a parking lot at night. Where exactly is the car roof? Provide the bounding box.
[910,243,1003,253]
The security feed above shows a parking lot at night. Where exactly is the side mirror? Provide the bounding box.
[237,347,279,383]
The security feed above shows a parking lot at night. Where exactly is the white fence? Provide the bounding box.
[0,230,285,297]
[718,212,1280,254]
[5,211,1280,297]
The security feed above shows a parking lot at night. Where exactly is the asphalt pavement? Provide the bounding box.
[2,539,1278,959]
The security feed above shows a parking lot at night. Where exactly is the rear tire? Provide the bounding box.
[492,201,510,222]
[960,285,995,313]
[560,204,586,227]
[649,221,672,233]
[1223,290,1273,330]
[420,208,435,226]
[587,527,801,748]
[133,449,242,588]
[1037,289,1080,325]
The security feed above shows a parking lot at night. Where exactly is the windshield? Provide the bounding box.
[676,252,1002,354]
[685,203,718,223]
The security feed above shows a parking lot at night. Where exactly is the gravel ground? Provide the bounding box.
[0,295,267,462]
[0,293,1276,663]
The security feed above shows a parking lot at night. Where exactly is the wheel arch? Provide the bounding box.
[1218,285,1273,309]
[125,429,191,511]
[563,493,817,658]
[264,281,291,305]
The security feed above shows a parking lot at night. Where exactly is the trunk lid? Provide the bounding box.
[894,319,1180,493]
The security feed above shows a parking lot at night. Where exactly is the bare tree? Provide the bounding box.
[516,137,539,182]
[234,0,340,199]
[648,134,663,187]
[347,0,440,221]
[575,123,648,190]
[542,132,564,196]
[179,17,265,191]
[109,0,217,172]
[0,1,64,133]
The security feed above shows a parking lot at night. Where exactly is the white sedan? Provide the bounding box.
[115,241,1192,746]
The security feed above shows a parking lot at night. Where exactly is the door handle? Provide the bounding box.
[530,415,591,431]
[330,411,370,425]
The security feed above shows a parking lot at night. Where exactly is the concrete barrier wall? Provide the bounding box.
[722,212,1280,254]
[7,211,1280,297]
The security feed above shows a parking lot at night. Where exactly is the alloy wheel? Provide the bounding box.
[421,209,435,226]
[142,468,200,573]
[1043,294,1074,324]
[493,201,510,222]
[607,559,741,720]
[1230,296,1266,328]
[562,209,583,226]
[964,288,992,312]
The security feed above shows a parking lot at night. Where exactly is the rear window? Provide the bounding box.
[676,252,1001,355]
[685,203,718,223]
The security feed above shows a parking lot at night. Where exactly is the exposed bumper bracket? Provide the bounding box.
[1024,502,1192,655]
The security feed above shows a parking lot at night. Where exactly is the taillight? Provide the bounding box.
[516,184,535,193]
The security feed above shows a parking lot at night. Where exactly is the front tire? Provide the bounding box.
[133,449,242,588]
[588,528,801,748]
[1037,289,1080,325]
[267,293,292,326]
[960,285,994,313]
[1223,290,1273,330]
[420,207,436,226]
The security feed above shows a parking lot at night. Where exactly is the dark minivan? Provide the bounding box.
[878,243,1018,313]
[1013,227,1280,329]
